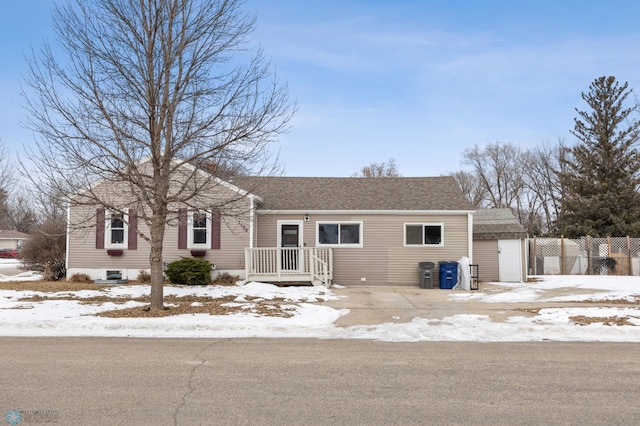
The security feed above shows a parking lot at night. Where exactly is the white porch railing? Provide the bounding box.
[244,247,333,287]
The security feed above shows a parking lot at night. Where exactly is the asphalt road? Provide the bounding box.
[1,338,639,425]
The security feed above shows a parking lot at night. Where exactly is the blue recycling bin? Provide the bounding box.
[439,261,458,289]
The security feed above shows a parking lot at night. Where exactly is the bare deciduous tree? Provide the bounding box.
[352,158,401,178]
[449,170,487,208]
[462,142,525,210]
[521,140,566,234]
[8,195,39,234]
[0,140,15,230]
[24,0,293,309]
[453,139,571,236]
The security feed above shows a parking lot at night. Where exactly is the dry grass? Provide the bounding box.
[569,315,637,326]
[9,281,296,318]
[0,280,115,292]
[96,294,295,318]
[579,296,640,305]
[518,307,639,326]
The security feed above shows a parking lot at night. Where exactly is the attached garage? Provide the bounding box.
[473,209,527,282]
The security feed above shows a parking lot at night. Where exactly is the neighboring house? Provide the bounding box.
[66,162,475,287]
[0,230,30,250]
[473,208,527,282]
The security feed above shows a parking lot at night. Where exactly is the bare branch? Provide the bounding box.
[23,0,294,309]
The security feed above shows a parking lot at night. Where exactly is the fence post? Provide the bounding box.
[532,236,537,275]
[607,236,612,275]
[627,236,632,276]
[560,235,565,275]
[586,235,591,275]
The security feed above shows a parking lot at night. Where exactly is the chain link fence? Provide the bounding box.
[528,236,640,276]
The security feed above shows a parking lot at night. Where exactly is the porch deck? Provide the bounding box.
[244,247,333,287]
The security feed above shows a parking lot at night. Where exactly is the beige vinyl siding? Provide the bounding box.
[161,214,250,269]
[256,212,470,286]
[472,239,527,282]
[473,240,499,282]
[68,200,251,274]
[68,205,150,271]
[387,214,469,286]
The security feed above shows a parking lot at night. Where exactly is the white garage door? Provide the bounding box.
[498,239,522,282]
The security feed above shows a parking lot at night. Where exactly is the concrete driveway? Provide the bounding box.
[321,283,611,326]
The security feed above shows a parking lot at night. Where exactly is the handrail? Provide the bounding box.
[310,252,329,286]
[245,247,333,286]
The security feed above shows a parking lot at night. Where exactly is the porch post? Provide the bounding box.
[276,247,282,281]
[244,249,251,281]
[309,248,315,279]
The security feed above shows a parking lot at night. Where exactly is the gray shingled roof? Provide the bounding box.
[234,176,473,211]
[473,208,527,240]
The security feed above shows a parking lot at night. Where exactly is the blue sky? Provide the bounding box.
[3,1,640,177]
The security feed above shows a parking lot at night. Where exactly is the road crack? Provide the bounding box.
[172,340,228,425]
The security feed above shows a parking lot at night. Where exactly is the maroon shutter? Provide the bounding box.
[178,208,187,249]
[96,208,105,249]
[211,209,221,249]
[128,209,137,250]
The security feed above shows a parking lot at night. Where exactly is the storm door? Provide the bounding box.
[279,222,302,272]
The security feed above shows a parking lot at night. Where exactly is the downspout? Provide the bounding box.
[467,211,474,263]
[249,195,255,249]
[65,202,71,279]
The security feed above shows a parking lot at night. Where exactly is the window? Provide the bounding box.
[317,222,362,247]
[188,211,212,248]
[192,212,208,244]
[178,208,220,250]
[106,270,123,280]
[105,211,128,248]
[405,223,444,246]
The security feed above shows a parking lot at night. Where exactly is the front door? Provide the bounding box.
[279,222,302,271]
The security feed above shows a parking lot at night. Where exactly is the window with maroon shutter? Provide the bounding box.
[178,208,188,249]
[96,208,105,249]
[128,209,137,250]
[211,209,221,249]
[98,208,132,250]
[179,209,220,250]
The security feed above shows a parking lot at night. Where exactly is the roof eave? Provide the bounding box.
[257,209,475,215]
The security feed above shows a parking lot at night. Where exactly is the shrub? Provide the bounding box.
[68,273,92,283]
[137,270,151,283]
[212,272,240,286]
[164,257,212,285]
[20,218,67,281]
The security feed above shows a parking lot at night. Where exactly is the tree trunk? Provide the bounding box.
[149,214,166,310]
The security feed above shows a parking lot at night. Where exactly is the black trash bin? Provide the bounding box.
[418,262,435,289]
[439,261,458,289]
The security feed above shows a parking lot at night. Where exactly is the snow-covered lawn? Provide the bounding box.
[1,259,639,342]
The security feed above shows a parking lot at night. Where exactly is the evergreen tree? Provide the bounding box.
[556,76,640,237]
